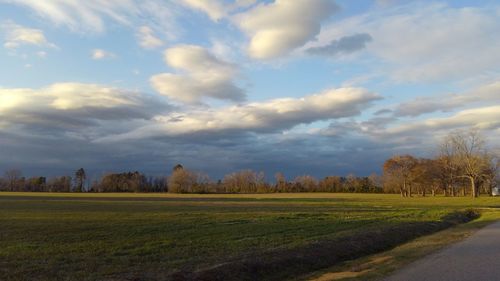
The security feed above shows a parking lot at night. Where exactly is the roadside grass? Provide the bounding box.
[0,193,498,281]
[301,208,500,281]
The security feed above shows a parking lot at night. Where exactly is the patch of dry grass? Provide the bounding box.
[301,209,500,281]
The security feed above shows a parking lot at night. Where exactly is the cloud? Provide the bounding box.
[387,106,500,139]
[150,44,245,104]
[181,0,257,21]
[1,21,56,49]
[36,51,47,58]
[97,87,380,141]
[394,80,500,117]
[395,98,456,117]
[181,0,227,21]
[136,26,163,49]
[314,3,500,82]
[374,109,393,116]
[2,0,180,40]
[233,0,338,59]
[91,49,116,60]
[0,83,168,132]
[3,0,134,33]
[307,33,372,57]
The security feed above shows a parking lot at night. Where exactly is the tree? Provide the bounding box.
[275,172,287,192]
[27,176,46,192]
[47,176,72,192]
[442,129,493,198]
[435,154,457,196]
[293,175,318,192]
[168,165,209,193]
[411,158,441,197]
[383,155,418,197]
[97,171,148,192]
[319,176,342,192]
[4,169,22,192]
[74,168,86,192]
[223,170,266,193]
[483,157,499,195]
[173,164,184,172]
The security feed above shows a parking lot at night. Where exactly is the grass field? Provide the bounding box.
[0,193,499,281]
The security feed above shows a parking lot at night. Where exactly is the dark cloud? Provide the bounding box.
[2,81,498,181]
[0,129,396,180]
[0,83,171,134]
[96,87,382,143]
[374,109,393,115]
[307,33,373,56]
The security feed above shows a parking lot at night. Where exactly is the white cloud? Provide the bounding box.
[0,83,167,130]
[1,22,56,49]
[181,0,256,21]
[91,49,116,60]
[2,0,134,33]
[150,44,245,104]
[2,0,180,40]
[388,106,500,136]
[233,0,337,59]
[313,3,500,82]
[394,80,500,117]
[181,0,227,21]
[136,26,163,49]
[97,87,380,141]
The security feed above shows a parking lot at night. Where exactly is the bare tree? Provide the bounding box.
[74,168,86,192]
[383,155,418,197]
[5,169,22,192]
[442,129,493,198]
[293,175,318,192]
[168,168,193,193]
[168,165,209,193]
[275,172,287,192]
[223,170,265,193]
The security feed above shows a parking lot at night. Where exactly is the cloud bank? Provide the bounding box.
[98,87,380,141]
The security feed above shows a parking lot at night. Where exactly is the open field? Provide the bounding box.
[0,193,499,281]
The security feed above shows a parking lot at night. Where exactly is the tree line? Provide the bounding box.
[1,129,498,196]
[383,129,498,197]
[0,165,382,194]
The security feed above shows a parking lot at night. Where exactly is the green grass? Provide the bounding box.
[0,192,499,280]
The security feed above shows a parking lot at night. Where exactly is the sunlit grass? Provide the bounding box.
[0,192,498,280]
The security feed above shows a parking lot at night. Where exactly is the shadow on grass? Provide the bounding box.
[170,210,479,281]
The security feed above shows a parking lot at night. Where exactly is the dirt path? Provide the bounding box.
[383,220,500,281]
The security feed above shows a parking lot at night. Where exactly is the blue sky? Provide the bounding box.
[0,0,499,180]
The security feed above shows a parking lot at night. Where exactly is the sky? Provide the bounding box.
[0,0,499,180]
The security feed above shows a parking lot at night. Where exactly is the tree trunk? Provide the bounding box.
[403,180,407,197]
[470,177,477,198]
